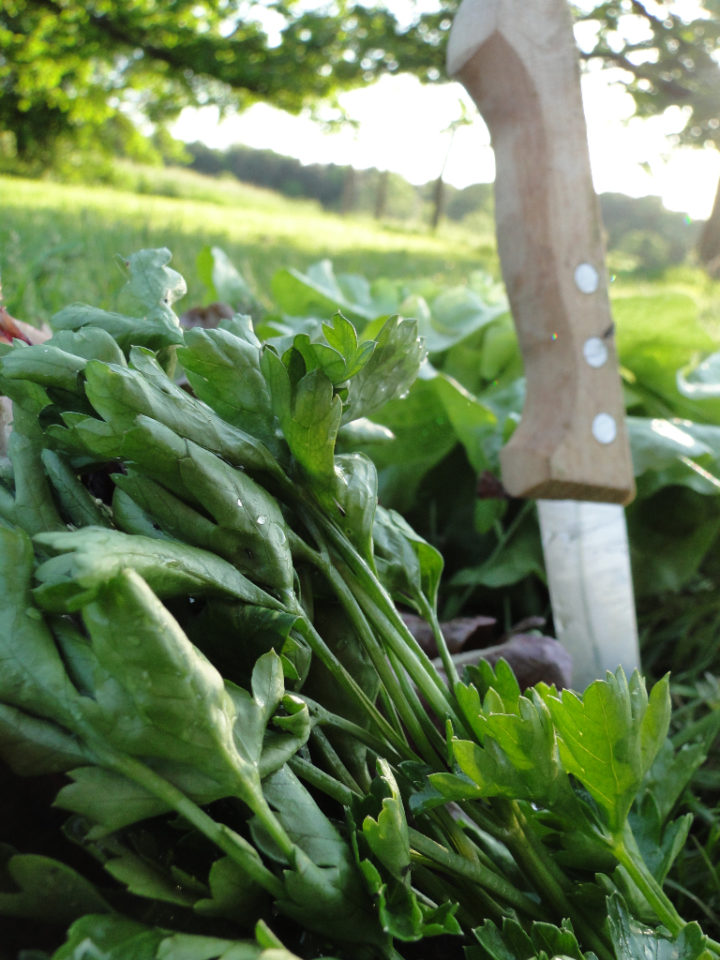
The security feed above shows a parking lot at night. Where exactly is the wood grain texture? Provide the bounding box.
[448,0,635,505]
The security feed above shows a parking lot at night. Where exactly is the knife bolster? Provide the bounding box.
[501,442,635,505]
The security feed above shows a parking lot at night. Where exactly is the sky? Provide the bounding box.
[171,15,720,221]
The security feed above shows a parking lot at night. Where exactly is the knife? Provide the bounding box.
[446,0,640,689]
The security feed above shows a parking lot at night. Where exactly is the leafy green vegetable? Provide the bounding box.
[605,893,711,960]
[1,248,718,960]
[261,350,342,488]
[177,325,277,449]
[52,914,323,960]
[468,915,592,960]
[0,845,111,924]
[373,504,444,612]
[270,259,392,324]
[545,670,670,832]
[196,244,256,312]
[33,527,283,612]
[52,303,185,353]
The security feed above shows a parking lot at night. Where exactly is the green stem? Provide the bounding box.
[251,794,297,862]
[300,695,402,759]
[351,577,468,733]
[292,528,448,764]
[291,610,413,760]
[415,591,460,688]
[411,862,502,928]
[503,801,614,960]
[302,496,467,732]
[289,755,358,806]
[375,682,406,747]
[314,550,440,762]
[285,530,416,756]
[95,747,285,900]
[504,801,575,910]
[433,806,497,873]
[408,828,543,920]
[310,726,363,794]
[613,827,686,937]
[454,802,521,873]
[303,502,459,715]
[386,646,447,766]
[613,835,720,958]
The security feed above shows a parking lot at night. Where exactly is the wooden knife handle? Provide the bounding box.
[448,0,635,505]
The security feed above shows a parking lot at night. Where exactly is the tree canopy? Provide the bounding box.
[0,0,449,164]
[572,1,720,149]
[569,0,720,270]
[3,0,716,160]
[548,0,720,270]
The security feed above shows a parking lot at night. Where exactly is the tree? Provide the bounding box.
[430,101,472,231]
[569,0,720,272]
[0,0,449,167]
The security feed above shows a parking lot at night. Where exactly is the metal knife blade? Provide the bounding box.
[447,0,640,689]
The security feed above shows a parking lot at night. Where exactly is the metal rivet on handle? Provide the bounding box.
[574,262,599,294]
[592,413,617,444]
[583,336,608,368]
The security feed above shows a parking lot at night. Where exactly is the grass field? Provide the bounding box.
[0,169,499,325]
[2,163,719,339]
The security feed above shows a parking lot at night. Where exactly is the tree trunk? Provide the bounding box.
[430,174,445,232]
[340,166,357,215]
[698,168,720,277]
[374,169,389,220]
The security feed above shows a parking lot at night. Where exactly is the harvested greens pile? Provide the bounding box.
[0,249,716,960]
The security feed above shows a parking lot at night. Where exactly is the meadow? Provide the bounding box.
[4,165,719,329]
[0,168,500,325]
